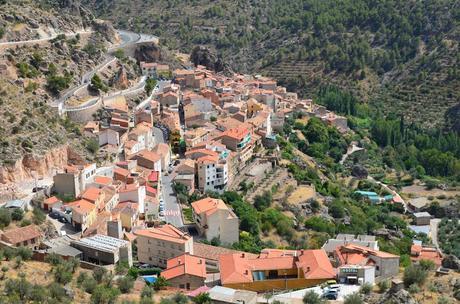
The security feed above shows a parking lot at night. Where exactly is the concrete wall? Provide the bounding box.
[53,173,79,198]
[168,274,205,290]
[224,278,328,293]
[65,97,103,123]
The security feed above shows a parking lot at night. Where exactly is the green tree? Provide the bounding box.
[145,78,157,95]
[11,208,24,221]
[253,190,272,211]
[90,285,120,304]
[153,276,169,290]
[193,292,212,304]
[90,74,108,93]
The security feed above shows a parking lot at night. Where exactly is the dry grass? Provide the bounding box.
[287,185,316,205]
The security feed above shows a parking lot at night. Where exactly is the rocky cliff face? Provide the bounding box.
[0,146,70,184]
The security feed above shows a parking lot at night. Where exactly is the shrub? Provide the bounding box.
[93,267,108,284]
[302,290,325,304]
[0,208,11,228]
[419,259,435,271]
[359,283,372,294]
[45,253,63,266]
[32,208,46,225]
[90,285,120,304]
[403,265,428,287]
[117,276,134,293]
[141,285,154,299]
[16,247,32,261]
[344,293,363,304]
[82,276,97,294]
[408,283,420,294]
[378,280,389,293]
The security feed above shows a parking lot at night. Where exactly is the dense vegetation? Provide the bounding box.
[438,219,460,258]
[85,0,460,130]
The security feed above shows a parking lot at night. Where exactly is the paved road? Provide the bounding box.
[430,218,442,253]
[161,173,183,227]
[0,29,92,48]
[340,143,364,164]
[154,126,183,227]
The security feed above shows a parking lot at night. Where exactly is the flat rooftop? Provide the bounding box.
[71,234,130,253]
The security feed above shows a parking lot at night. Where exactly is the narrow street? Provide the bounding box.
[430,218,442,253]
[154,127,184,227]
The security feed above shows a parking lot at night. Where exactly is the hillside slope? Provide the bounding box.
[0,0,116,180]
[83,0,460,130]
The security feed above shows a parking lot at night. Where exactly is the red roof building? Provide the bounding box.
[160,254,207,290]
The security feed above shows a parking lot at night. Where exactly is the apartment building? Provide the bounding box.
[191,198,239,245]
[196,154,228,193]
[134,224,194,268]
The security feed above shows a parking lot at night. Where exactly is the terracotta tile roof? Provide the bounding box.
[1,225,41,245]
[196,154,219,164]
[410,244,443,266]
[81,187,102,203]
[118,183,139,193]
[67,199,96,215]
[297,250,337,279]
[94,176,113,186]
[222,126,250,141]
[335,244,399,267]
[134,224,192,244]
[219,249,335,285]
[191,197,230,216]
[148,171,159,183]
[112,201,139,216]
[44,196,61,205]
[136,151,161,162]
[114,167,130,177]
[193,242,257,262]
[146,185,157,197]
[161,254,206,280]
[153,143,170,157]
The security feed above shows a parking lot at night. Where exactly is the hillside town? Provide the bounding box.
[0,52,455,303]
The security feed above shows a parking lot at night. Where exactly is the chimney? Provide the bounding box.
[244,269,249,275]
[306,266,310,272]
[198,259,202,264]
[241,253,245,258]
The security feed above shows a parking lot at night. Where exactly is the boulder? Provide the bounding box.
[378,289,418,304]
[442,254,460,270]
[134,44,162,63]
[351,164,368,178]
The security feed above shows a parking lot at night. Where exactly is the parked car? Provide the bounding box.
[49,212,60,219]
[58,217,67,224]
[322,290,338,300]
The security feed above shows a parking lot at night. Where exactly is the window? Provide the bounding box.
[149,257,152,261]
[179,284,185,289]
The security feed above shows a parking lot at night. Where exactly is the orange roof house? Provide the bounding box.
[1,225,42,249]
[160,254,207,290]
[219,249,335,292]
[410,244,443,266]
[191,197,229,217]
[42,196,63,211]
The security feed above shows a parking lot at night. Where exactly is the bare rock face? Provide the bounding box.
[92,20,118,43]
[134,44,162,63]
[0,146,69,184]
[114,66,129,89]
[190,46,233,75]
